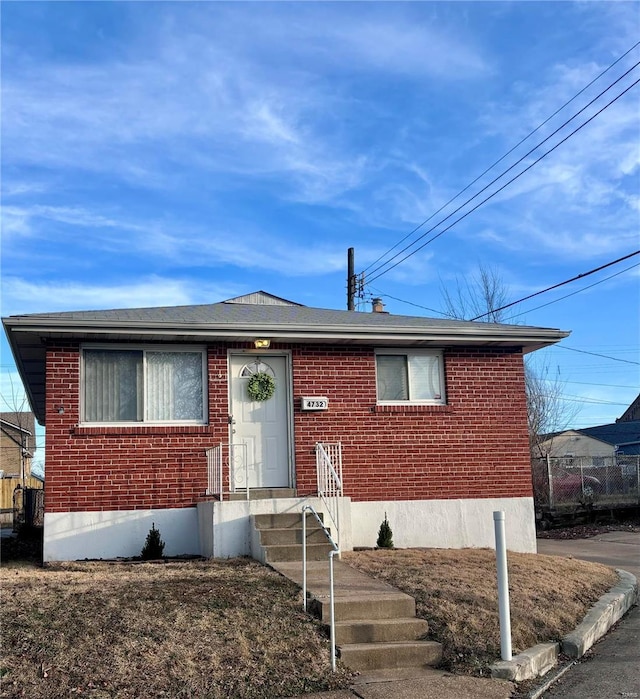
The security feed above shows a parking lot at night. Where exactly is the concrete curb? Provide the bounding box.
[562,568,638,657]
[490,568,637,682]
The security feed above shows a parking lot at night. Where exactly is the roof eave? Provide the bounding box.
[3,318,569,348]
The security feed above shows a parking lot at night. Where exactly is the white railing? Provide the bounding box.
[205,443,249,500]
[315,442,343,551]
[302,504,340,672]
[206,444,224,499]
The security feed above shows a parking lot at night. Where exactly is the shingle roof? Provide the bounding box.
[579,421,640,448]
[3,291,569,424]
[2,297,564,333]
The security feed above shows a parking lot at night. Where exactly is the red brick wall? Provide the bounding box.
[44,341,532,513]
[291,345,532,501]
[44,343,228,513]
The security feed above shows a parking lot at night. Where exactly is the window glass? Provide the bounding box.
[146,352,203,421]
[84,350,142,422]
[376,351,445,404]
[376,355,409,401]
[83,348,204,423]
[409,354,442,401]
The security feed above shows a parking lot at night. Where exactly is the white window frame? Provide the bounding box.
[80,344,208,426]
[375,349,446,405]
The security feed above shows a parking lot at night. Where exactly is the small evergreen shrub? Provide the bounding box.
[376,513,394,549]
[141,523,165,560]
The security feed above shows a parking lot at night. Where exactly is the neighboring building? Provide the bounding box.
[0,412,42,525]
[538,421,640,460]
[3,291,568,561]
[617,393,640,423]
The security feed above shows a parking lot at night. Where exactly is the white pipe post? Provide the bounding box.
[302,507,308,612]
[493,511,512,661]
[329,549,338,672]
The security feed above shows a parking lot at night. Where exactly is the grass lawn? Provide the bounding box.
[344,547,618,674]
[0,537,618,698]
[0,557,353,699]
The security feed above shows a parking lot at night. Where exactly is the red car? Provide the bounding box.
[551,471,601,500]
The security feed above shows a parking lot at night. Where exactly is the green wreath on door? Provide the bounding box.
[247,372,276,401]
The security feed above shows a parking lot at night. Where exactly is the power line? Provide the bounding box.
[370,257,638,329]
[363,61,640,283]
[551,380,639,389]
[506,262,640,319]
[470,250,640,320]
[550,394,632,406]
[361,41,640,277]
[367,286,450,317]
[553,345,640,366]
[366,75,640,285]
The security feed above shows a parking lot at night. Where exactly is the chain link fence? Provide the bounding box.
[12,486,45,530]
[532,455,640,512]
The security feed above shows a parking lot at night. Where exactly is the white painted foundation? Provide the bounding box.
[43,508,200,562]
[43,496,535,561]
[350,497,537,553]
[197,496,353,559]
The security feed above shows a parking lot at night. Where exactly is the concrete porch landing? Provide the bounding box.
[271,558,442,671]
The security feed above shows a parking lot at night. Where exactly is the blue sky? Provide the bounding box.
[1,1,639,470]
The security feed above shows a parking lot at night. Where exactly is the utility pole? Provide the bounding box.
[347,247,356,311]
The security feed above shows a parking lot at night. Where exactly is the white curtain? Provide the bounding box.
[409,354,442,400]
[146,352,203,421]
[376,355,409,401]
[84,350,203,422]
[84,350,141,422]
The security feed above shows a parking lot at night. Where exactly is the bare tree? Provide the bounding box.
[441,265,510,323]
[525,361,580,458]
[440,264,580,454]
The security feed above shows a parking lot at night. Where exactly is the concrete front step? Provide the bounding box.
[333,617,429,644]
[339,640,443,672]
[227,488,296,501]
[270,560,442,673]
[254,512,323,529]
[263,542,334,563]
[311,592,416,622]
[258,527,331,546]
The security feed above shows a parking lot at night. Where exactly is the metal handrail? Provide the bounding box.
[205,443,249,500]
[205,443,224,499]
[316,442,343,489]
[302,504,340,672]
[315,442,343,552]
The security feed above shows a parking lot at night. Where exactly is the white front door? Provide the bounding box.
[229,354,291,489]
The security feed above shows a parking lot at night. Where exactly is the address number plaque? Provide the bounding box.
[301,397,329,411]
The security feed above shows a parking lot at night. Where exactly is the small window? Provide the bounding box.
[375,350,445,404]
[83,347,206,424]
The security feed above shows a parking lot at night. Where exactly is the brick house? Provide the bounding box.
[3,291,568,561]
[0,412,43,525]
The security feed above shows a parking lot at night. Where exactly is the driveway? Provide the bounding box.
[537,531,640,579]
[535,531,639,699]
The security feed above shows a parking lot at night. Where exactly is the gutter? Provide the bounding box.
[3,318,569,347]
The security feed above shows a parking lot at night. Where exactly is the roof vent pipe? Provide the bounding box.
[372,298,386,313]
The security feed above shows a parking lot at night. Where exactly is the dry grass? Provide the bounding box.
[344,548,618,674]
[0,546,619,696]
[0,558,352,699]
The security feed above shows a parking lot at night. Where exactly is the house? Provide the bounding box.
[0,412,43,525]
[3,291,569,561]
[617,393,640,423]
[538,421,640,460]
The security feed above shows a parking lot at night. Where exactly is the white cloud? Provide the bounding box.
[1,3,492,210]
[0,276,242,316]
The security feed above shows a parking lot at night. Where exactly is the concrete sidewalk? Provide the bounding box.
[287,667,514,699]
